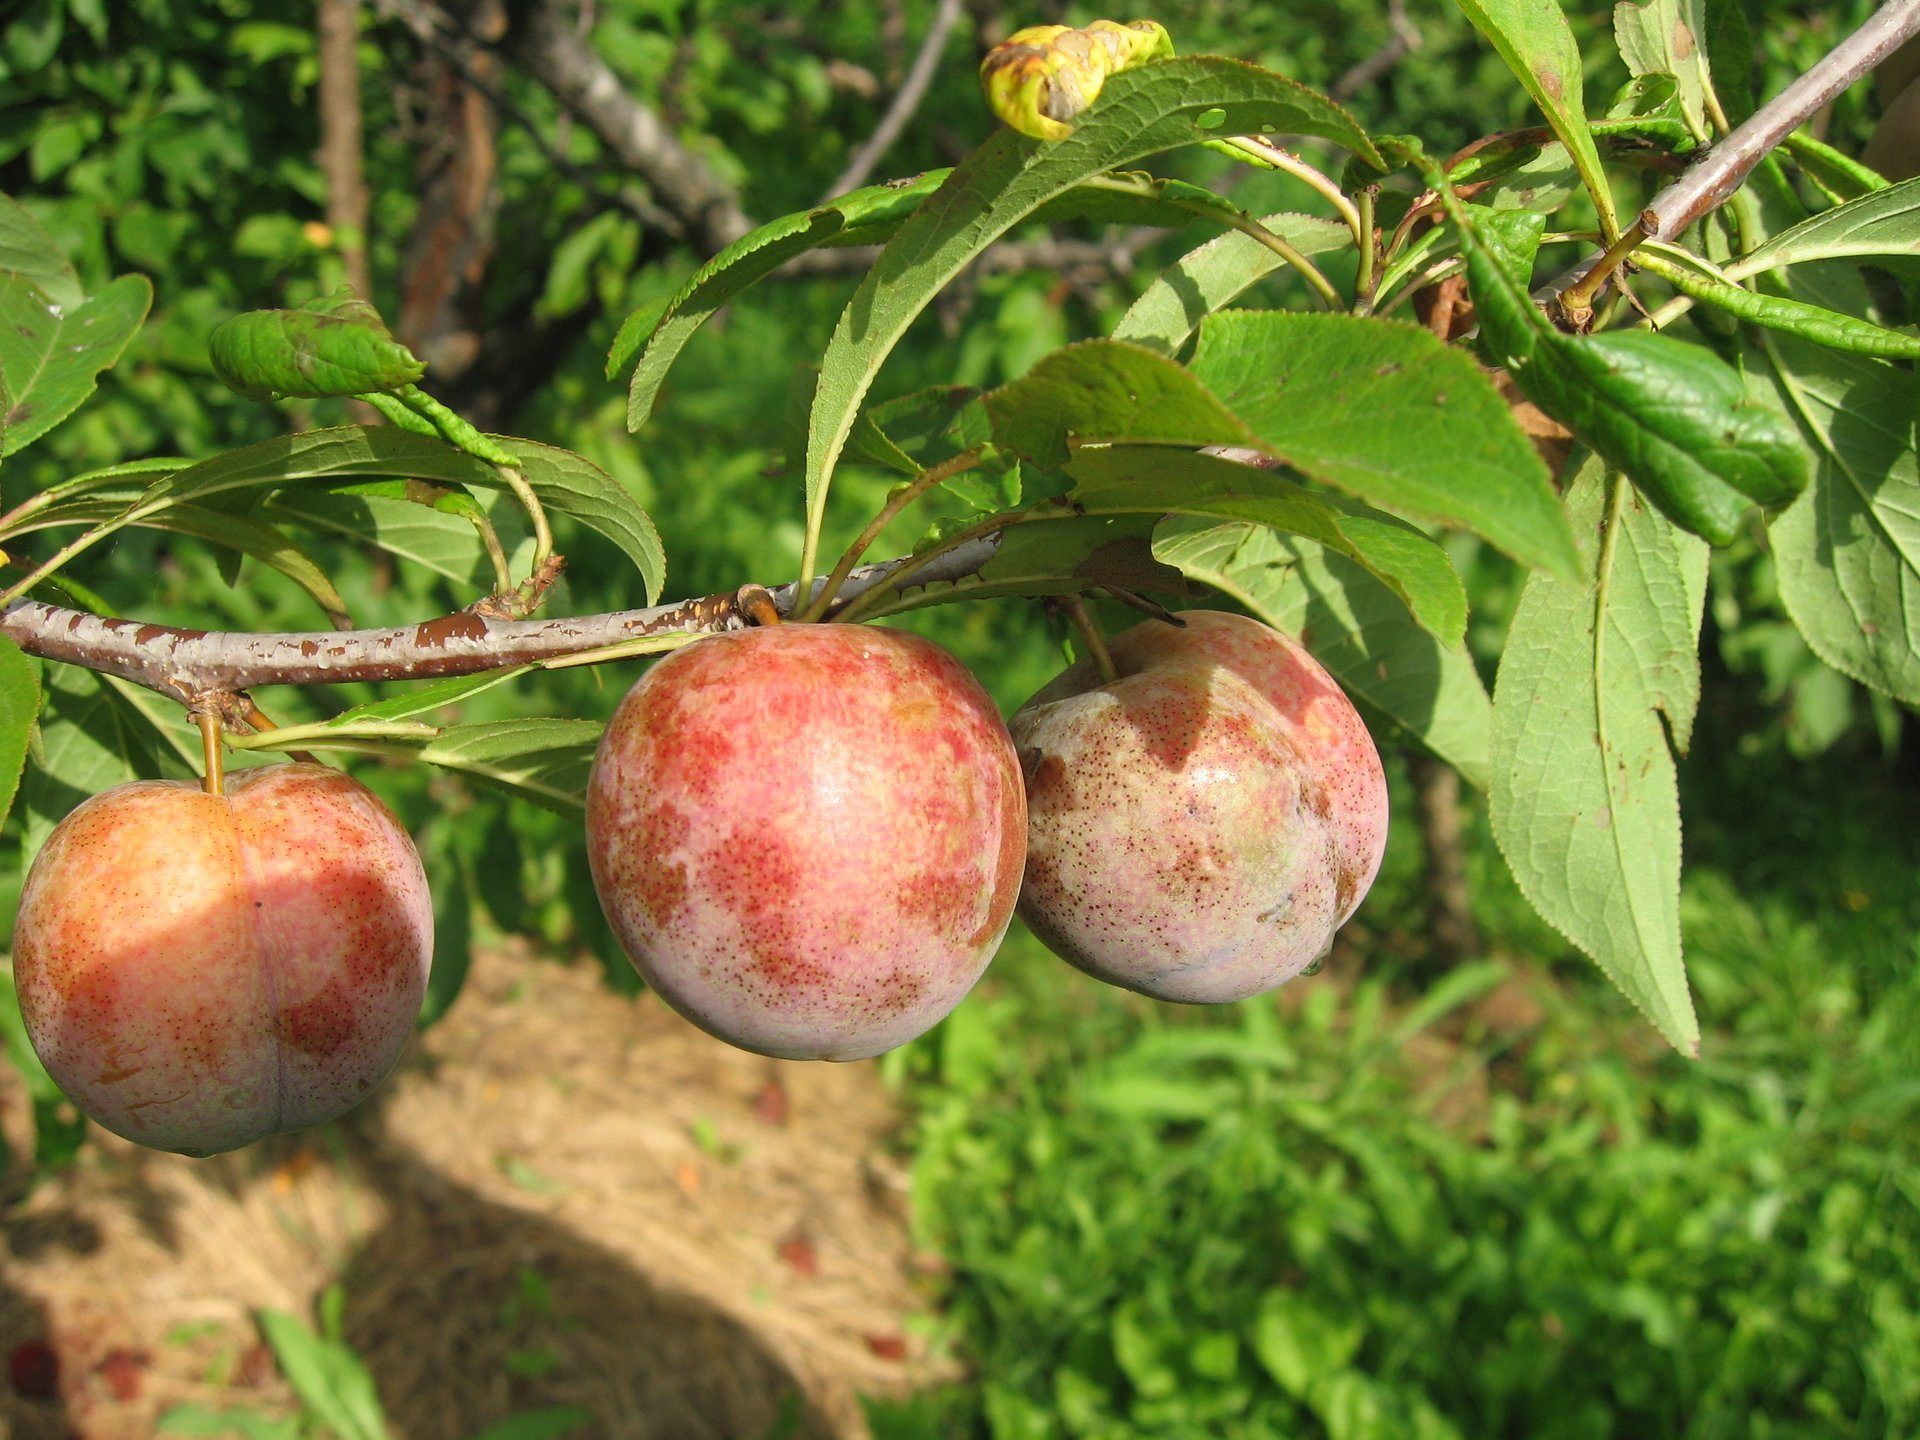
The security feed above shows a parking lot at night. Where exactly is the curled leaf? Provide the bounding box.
[210,287,424,402]
[979,19,1174,140]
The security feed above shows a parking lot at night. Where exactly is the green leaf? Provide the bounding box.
[801,56,1379,574]
[1452,0,1618,234]
[129,428,661,600]
[1112,212,1354,356]
[0,636,38,829]
[1064,447,1468,644]
[1489,458,1704,1053]
[1251,1290,1364,1396]
[1637,252,1920,358]
[1613,0,1714,140]
[256,1308,390,1440]
[0,193,83,309]
[208,288,425,402]
[0,272,151,456]
[1781,132,1889,202]
[1188,312,1582,578]
[619,171,951,427]
[10,495,352,626]
[264,490,491,589]
[503,439,665,605]
[1760,337,1920,706]
[984,338,1255,470]
[1459,202,1808,544]
[157,1404,303,1439]
[1733,176,1920,280]
[1154,517,1492,787]
[418,718,603,814]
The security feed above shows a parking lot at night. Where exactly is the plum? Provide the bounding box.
[1011,610,1387,1003]
[586,622,1026,1060]
[11,763,433,1156]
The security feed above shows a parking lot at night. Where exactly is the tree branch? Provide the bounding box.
[1331,0,1422,103]
[318,0,374,298]
[503,0,752,250]
[824,0,965,199]
[0,539,1004,699]
[1643,0,1920,238]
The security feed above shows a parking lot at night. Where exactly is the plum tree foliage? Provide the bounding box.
[0,1,1917,1154]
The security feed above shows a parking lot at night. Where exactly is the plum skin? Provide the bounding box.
[1011,610,1387,1003]
[585,622,1027,1061]
[10,763,433,1157]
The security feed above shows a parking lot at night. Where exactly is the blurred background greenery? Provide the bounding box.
[1,0,1915,1435]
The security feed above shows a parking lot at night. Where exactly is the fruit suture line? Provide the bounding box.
[0,537,1006,699]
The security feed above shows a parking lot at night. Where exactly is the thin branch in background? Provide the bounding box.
[505,0,752,249]
[1332,0,1423,103]
[1408,752,1479,965]
[318,0,373,298]
[372,0,681,237]
[825,0,966,199]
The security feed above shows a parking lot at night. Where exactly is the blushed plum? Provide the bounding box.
[1011,610,1387,1003]
[11,764,433,1156]
[585,623,1026,1060]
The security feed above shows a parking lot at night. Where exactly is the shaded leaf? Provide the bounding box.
[1452,0,1617,233]
[1489,458,1705,1053]
[0,635,37,829]
[1760,337,1920,705]
[0,272,151,456]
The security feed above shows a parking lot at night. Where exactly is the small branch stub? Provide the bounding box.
[736,584,784,628]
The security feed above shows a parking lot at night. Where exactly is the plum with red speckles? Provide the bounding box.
[10,764,432,1156]
[1011,610,1387,1004]
[586,622,1027,1060]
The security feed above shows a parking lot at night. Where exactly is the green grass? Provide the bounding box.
[874,737,1920,1439]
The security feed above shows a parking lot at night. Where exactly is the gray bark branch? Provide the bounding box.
[824,0,965,199]
[0,539,1003,700]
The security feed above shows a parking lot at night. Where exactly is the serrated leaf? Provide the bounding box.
[1759,337,1920,705]
[619,171,951,427]
[1637,252,1920,358]
[0,193,83,309]
[1458,200,1808,544]
[1614,0,1714,140]
[801,56,1379,575]
[985,338,1256,470]
[1452,0,1617,234]
[1733,175,1920,280]
[1065,447,1468,643]
[10,495,352,625]
[209,289,424,402]
[418,718,603,814]
[1489,457,1705,1053]
[126,427,661,600]
[1153,517,1492,786]
[1187,312,1582,578]
[0,272,151,456]
[0,635,39,828]
[264,490,491,588]
[1112,211,1353,356]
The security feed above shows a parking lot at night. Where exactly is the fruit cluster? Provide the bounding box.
[10,612,1385,1156]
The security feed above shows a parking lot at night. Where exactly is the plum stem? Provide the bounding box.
[197,711,225,797]
[1060,595,1119,685]
[736,584,783,627]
